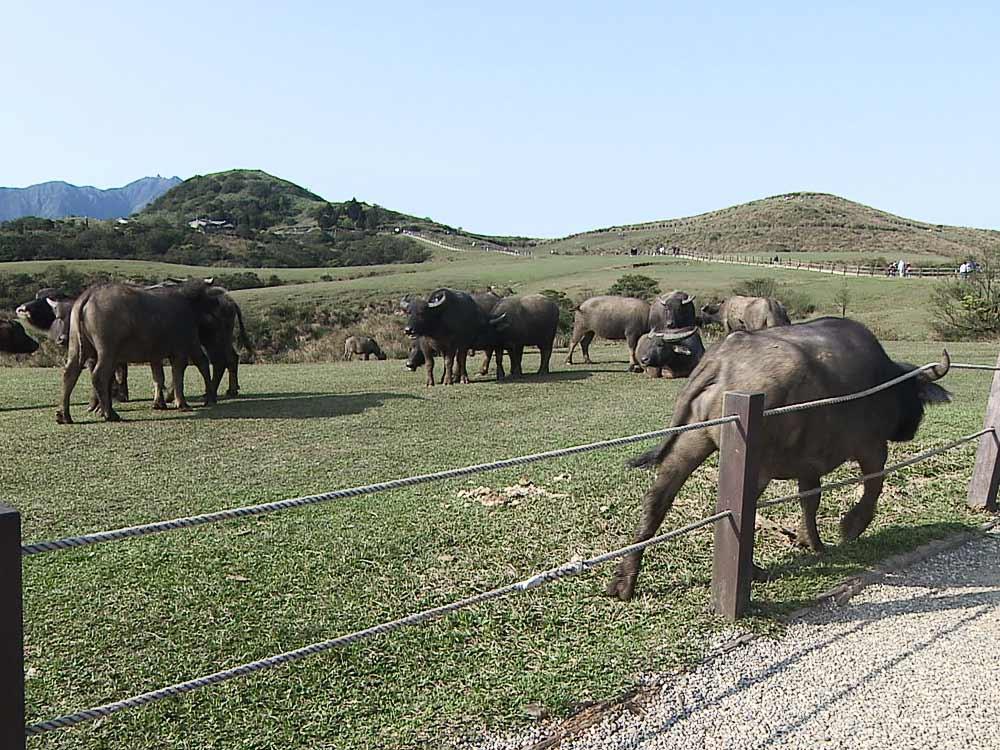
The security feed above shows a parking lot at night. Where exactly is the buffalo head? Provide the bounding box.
[0,319,40,354]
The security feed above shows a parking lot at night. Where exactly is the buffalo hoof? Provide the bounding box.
[203,395,218,405]
[604,572,637,601]
[839,511,873,543]
[105,411,122,422]
[152,401,168,410]
[225,389,240,399]
[628,364,644,373]
[55,411,72,425]
[176,403,193,412]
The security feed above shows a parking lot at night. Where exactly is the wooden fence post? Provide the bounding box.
[712,392,765,621]
[0,504,25,750]
[968,353,1000,511]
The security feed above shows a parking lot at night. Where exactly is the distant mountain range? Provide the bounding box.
[0,176,182,221]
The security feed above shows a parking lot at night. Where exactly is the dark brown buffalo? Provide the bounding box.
[606,317,950,601]
[471,289,504,375]
[17,290,130,402]
[344,335,387,361]
[402,289,502,385]
[57,281,220,423]
[648,291,697,330]
[635,327,705,378]
[567,295,650,372]
[490,294,560,378]
[0,319,39,354]
[700,295,790,334]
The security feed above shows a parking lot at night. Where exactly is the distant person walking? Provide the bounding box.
[897,259,906,278]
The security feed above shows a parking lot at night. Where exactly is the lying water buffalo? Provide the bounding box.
[567,295,650,372]
[700,295,790,334]
[17,289,130,402]
[649,291,697,330]
[402,289,503,384]
[606,317,951,601]
[636,327,705,378]
[57,281,220,423]
[344,335,387,361]
[0,319,39,354]
[491,294,560,378]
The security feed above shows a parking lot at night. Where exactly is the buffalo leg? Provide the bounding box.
[425,356,436,387]
[171,360,192,411]
[364,353,370,361]
[192,348,216,404]
[796,476,825,553]
[606,430,716,601]
[509,344,525,378]
[478,348,493,376]
[91,357,120,421]
[456,349,470,384]
[225,346,240,398]
[626,331,643,372]
[56,357,85,424]
[567,327,594,365]
[151,362,168,409]
[538,343,552,375]
[840,443,888,542]
[443,351,456,385]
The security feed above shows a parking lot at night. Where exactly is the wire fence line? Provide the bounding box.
[25,511,731,736]
[21,416,739,557]
[23,359,997,557]
[757,428,992,509]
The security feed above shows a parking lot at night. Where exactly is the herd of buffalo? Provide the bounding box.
[0,280,954,596]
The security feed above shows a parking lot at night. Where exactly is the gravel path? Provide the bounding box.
[467,527,1000,750]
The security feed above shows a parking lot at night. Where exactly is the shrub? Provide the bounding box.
[931,248,1000,339]
[608,274,660,302]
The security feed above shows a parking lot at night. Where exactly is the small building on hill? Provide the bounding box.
[188,218,235,233]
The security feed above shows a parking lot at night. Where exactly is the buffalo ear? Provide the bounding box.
[45,298,60,312]
[918,382,951,404]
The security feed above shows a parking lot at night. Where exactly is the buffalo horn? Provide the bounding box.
[924,350,951,381]
[651,326,697,342]
[428,292,447,308]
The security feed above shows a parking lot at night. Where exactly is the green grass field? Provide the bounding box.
[5,339,996,750]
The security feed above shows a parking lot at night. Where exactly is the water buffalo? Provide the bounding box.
[344,335,386,361]
[490,294,560,378]
[18,290,131,403]
[700,295,790,334]
[606,317,951,601]
[57,281,220,423]
[567,295,650,372]
[649,291,697,330]
[402,289,503,384]
[635,327,705,378]
[0,319,39,354]
[472,290,504,376]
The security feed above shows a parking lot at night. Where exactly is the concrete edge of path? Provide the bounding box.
[520,514,1000,750]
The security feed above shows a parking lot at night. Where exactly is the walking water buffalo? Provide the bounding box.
[490,294,560,378]
[402,289,503,385]
[700,295,790,334]
[17,289,130,402]
[57,281,221,423]
[605,317,951,601]
[344,335,387,361]
[567,295,650,372]
[0,319,39,354]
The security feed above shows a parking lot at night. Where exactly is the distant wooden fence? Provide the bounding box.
[673,250,956,278]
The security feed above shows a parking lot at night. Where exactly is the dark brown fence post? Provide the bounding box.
[0,505,25,750]
[968,353,1000,511]
[712,392,765,621]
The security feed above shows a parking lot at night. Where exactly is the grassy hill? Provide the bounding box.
[543,192,1000,260]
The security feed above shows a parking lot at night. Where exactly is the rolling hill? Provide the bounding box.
[542,192,1000,260]
[0,176,181,221]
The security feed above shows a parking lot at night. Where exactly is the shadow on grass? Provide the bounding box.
[191,391,422,420]
[751,521,973,616]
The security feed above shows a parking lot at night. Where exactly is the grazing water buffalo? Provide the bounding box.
[490,294,560,378]
[344,335,387,361]
[700,295,790,334]
[635,327,705,378]
[17,289,131,402]
[57,281,220,423]
[0,319,39,354]
[567,295,650,372]
[606,317,951,601]
[402,289,503,385]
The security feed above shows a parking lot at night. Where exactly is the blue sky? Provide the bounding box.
[4,1,999,237]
